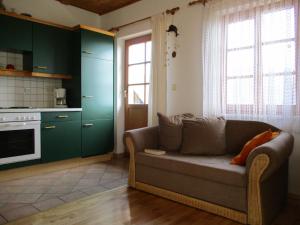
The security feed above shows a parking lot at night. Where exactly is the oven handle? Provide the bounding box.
[0,123,27,128]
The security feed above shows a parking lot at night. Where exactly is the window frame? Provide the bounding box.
[125,34,152,105]
[222,3,299,116]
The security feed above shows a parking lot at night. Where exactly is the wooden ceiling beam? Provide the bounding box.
[56,0,141,15]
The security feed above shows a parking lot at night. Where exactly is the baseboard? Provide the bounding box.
[0,153,113,182]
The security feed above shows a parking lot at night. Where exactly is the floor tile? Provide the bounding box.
[1,205,39,222]
[47,186,74,194]
[0,203,28,215]
[8,194,41,204]
[59,191,87,203]
[33,198,64,211]
[23,186,50,194]
[0,194,14,203]
[0,215,6,225]
[81,173,104,180]
[0,186,26,194]
[80,185,108,195]
[36,194,62,202]
[77,179,99,187]
[101,178,128,190]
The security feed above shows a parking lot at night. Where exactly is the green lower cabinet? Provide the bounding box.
[41,121,81,163]
[82,119,114,157]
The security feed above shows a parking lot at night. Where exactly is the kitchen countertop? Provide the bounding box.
[0,108,82,113]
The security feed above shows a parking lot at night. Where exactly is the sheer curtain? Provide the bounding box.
[203,0,300,132]
[148,13,169,126]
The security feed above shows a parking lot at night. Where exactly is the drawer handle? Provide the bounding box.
[34,66,48,70]
[44,125,56,129]
[82,50,93,54]
[83,96,94,98]
[56,115,69,118]
[83,123,94,128]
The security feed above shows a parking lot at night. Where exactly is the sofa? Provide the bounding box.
[124,120,294,225]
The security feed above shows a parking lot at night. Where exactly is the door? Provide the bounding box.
[82,119,114,157]
[33,23,72,74]
[41,121,81,162]
[81,57,114,121]
[125,34,151,131]
[81,30,114,60]
[0,15,32,52]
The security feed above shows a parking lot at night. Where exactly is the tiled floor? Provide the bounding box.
[0,158,129,224]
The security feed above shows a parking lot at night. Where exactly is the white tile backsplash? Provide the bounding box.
[0,76,62,108]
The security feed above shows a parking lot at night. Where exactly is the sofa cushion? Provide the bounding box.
[157,113,182,152]
[136,152,246,187]
[180,118,227,155]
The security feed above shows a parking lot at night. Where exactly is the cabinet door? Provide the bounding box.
[0,15,32,51]
[33,23,71,74]
[81,119,114,157]
[82,57,113,121]
[41,121,81,162]
[81,30,114,60]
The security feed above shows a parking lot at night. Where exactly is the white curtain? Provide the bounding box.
[148,13,169,126]
[203,0,300,133]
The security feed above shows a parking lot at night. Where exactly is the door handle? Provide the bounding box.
[82,50,93,54]
[56,115,69,118]
[124,90,127,98]
[44,125,56,129]
[34,66,48,70]
[83,123,94,128]
[82,96,94,98]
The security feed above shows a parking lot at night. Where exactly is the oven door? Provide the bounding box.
[0,121,41,165]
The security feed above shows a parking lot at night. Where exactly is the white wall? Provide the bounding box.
[105,0,203,155]
[102,0,300,196]
[2,0,101,27]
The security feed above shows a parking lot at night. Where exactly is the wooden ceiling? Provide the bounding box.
[57,0,141,15]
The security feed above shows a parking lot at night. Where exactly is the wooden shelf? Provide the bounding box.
[0,69,72,80]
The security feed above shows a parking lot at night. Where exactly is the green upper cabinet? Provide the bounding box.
[0,14,32,52]
[81,30,114,60]
[33,23,72,74]
[82,57,114,121]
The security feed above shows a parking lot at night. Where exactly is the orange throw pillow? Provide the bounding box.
[231,130,279,166]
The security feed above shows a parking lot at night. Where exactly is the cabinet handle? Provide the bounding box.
[82,96,94,98]
[56,115,69,118]
[44,125,56,129]
[83,123,94,128]
[82,50,93,54]
[34,66,48,70]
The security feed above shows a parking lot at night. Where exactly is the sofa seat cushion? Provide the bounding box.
[136,152,246,187]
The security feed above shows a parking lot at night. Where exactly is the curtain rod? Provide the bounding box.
[109,7,180,33]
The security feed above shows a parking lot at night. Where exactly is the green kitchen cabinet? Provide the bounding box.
[41,112,82,163]
[81,30,114,60]
[0,14,32,52]
[82,57,113,121]
[63,28,114,157]
[33,23,72,75]
[81,119,114,157]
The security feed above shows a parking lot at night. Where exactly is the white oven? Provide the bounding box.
[0,113,41,165]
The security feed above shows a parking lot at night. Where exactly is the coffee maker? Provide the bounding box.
[54,88,67,108]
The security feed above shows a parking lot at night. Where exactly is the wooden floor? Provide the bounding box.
[6,186,300,225]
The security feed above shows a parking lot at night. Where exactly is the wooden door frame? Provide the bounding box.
[124,34,151,131]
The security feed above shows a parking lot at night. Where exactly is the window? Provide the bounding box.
[125,35,152,105]
[224,6,298,115]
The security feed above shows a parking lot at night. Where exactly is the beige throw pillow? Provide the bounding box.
[157,113,182,152]
[180,118,227,155]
